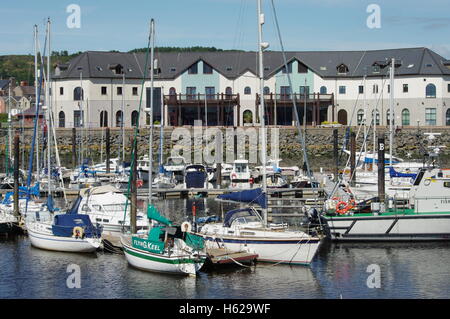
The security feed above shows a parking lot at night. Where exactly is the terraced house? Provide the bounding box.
[51,47,450,128]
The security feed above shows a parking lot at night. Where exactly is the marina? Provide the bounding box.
[1,0,450,302]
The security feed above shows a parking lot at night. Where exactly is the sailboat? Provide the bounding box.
[195,0,323,265]
[121,19,206,275]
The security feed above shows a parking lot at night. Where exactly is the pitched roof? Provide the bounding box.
[53,47,450,81]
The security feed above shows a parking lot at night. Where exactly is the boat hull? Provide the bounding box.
[122,240,205,276]
[323,213,450,241]
[201,235,321,265]
[27,226,101,253]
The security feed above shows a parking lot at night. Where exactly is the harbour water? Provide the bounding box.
[1,198,449,299]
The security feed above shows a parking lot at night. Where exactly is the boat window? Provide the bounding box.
[413,170,425,186]
[92,204,102,211]
[444,182,450,188]
[81,204,90,212]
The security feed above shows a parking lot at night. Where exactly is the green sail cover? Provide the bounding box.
[147,205,172,226]
[185,232,204,250]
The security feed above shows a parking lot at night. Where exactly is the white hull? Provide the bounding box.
[27,223,101,253]
[121,239,205,276]
[201,233,321,265]
[324,213,450,241]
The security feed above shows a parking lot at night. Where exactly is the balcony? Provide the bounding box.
[164,93,241,126]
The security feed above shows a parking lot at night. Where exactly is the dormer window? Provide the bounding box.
[170,67,176,72]
[337,64,349,74]
[96,66,103,71]
[372,65,380,73]
[109,64,123,75]
[226,66,232,71]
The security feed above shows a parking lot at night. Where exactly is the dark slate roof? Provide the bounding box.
[0,79,10,90]
[53,47,450,81]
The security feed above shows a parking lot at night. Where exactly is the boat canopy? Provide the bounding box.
[223,208,261,228]
[52,213,102,238]
[1,183,40,204]
[217,188,267,208]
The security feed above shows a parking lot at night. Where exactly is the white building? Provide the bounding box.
[51,47,450,128]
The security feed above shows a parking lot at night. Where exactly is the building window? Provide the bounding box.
[244,87,251,95]
[300,86,310,96]
[372,65,380,73]
[386,110,394,126]
[402,109,410,126]
[100,110,108,127]
[101,86,107,95]
[205,87,215,99]
[403,84,408,93]
[357,109,364,125]
[243,110,253,124]
[117,87,123,95]
[73,87,83,101]
[358,85,364,94]
[372,110,380,125]
[116,110,123,127]
[131,110,139,127]
[186,87,197,100]
[203,62,213,74]
[373,84,378,94]
[298,62,308,73]
[448,83,450,93]
[387,84,390,93]
[225,87,232,98]
[320,86,327,94]
[426,83,436,98]
[339,86,346,94]
[446,109,450,126]
[337,64,349,74]
[425,108,436,126]
[169,87,176,96]
[74,110,83,127]
[59,87,64,95]
[263,86,270,95]
[58,111,65,128]
[188,62,198,74]
[280,86,291,100]
[132,87,138,95]
[281,62,292,74]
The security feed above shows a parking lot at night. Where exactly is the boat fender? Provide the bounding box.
[73,226,84,239]
[181,221,192,233]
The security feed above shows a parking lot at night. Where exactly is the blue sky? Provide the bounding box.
[1,0,450,58]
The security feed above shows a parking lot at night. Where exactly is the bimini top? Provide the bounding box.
[223,208,261,228]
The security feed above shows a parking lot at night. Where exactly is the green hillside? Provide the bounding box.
[0,47,244,82]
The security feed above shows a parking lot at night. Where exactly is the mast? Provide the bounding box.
[34,25,39,183]
[122,71,125,165]
[147,18,155,205]
[159,85,164,172]
[257,0,268,227]
[46,18,51,196]
[7,79,11,177]
[363,74,367,172]
[389,58,395,170]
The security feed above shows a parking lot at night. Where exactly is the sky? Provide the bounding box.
[1,0,450,58]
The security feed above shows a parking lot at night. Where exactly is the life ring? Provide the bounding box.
[336,199,356,215]
[73,226,84,238]
[181,221,192,233]
[136,180,144,188]
[231,173,237,180]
